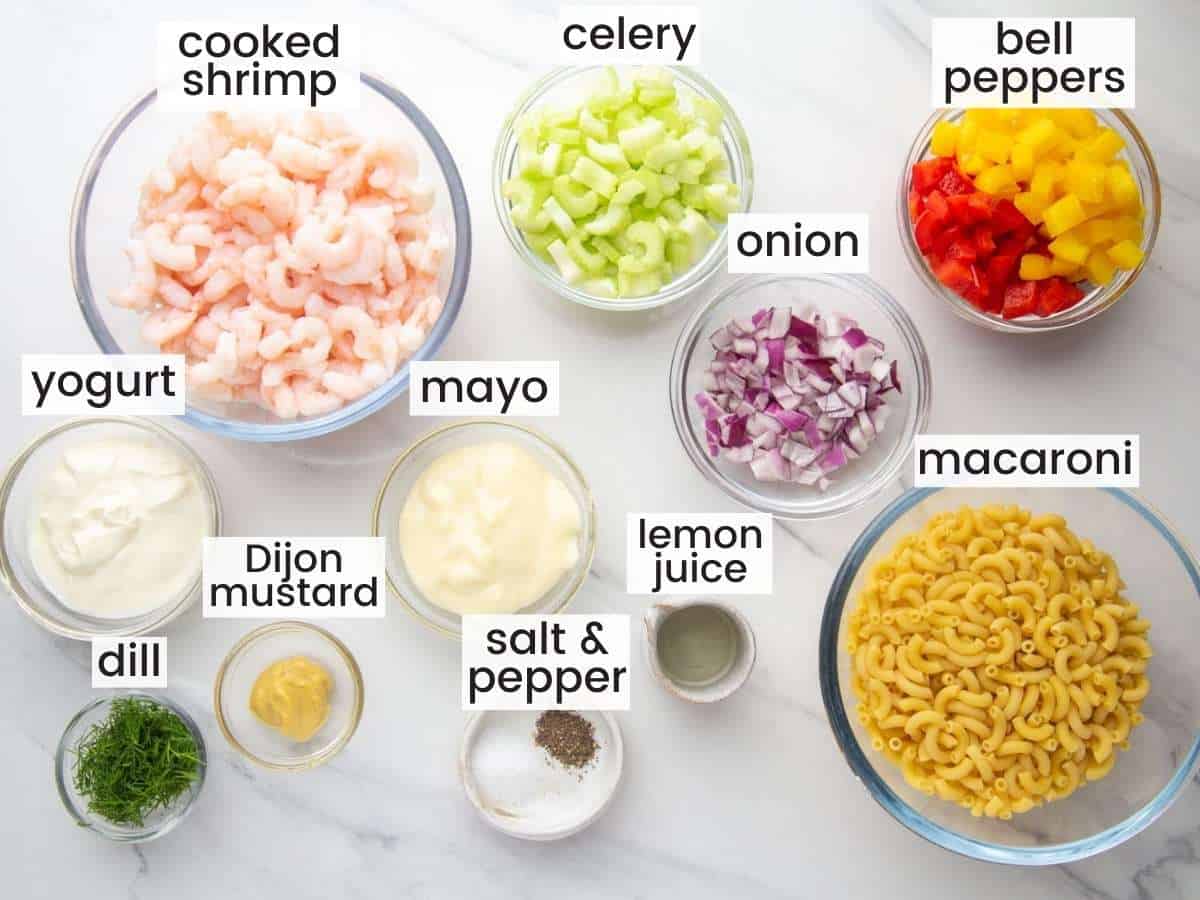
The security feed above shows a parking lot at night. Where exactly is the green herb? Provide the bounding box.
[71,697,201,827]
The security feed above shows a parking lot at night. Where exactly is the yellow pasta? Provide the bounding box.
[846,504,1151,818]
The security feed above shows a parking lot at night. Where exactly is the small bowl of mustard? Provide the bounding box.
[213,621,364,771]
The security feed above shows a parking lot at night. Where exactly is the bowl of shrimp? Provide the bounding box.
[70,74,471,441]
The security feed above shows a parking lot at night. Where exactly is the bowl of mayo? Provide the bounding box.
[0,417,222,639]
[372,420,597,638]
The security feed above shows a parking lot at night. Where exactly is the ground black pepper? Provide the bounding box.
[533,711,598,769]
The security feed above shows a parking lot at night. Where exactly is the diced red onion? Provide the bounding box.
[695,305,902,491]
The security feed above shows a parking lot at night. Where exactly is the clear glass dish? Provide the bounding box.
[372,419,596,638]
[213,621,364,770]
[493,65,753,312]
[669,274,931,519]
[897,109,1160,332]
[819,487,1200,865]
[56,692,207,843]
[0,417,222,639]
[70,72,472,442]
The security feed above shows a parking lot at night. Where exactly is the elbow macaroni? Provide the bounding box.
[846,505,1152,819]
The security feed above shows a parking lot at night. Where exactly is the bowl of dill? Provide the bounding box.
[55,693,206,842]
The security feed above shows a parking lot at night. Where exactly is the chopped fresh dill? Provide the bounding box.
[71,696,200,827]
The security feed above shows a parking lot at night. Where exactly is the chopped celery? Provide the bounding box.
[581,276,618,298]
[546,239,583,284]
[618,221,666,273]
[546,127,582,146]
[502,67,737,299]
[542,196,577,237]
[585,137,630,171]
[613,104,646,133]
[643,138,685,172]
[571,156,619,198]
[552,175,599,219]
[660,197,685,222]
[566,235,609,274]
[583,202,629,235]
[539,143,563,178]
[618,268,663,297]
[591,236,623,264]
[618,118,666,164]
[637,83,676,108]
[579,107,608,141]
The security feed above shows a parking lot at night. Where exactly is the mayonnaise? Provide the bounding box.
[398,441,583,615]
[250,656,333,742]
[28,436,207,618]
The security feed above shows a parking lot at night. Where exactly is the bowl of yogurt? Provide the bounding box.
[372,419,596,638]
[0,418,221,639]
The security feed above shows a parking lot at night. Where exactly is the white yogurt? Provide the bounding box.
[28,436,207,618]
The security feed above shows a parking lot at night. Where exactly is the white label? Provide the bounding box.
[156,21,362,111]
[557,5,700,64]
[409,361,560,416]
[92,638,168,688]
[931,18,1135,107]
[727,214,869,274]
[627,513,772,595]
[915,435,1139,487]
[22,354,185,416]
[462,615,631,710]
[202,537,385,618]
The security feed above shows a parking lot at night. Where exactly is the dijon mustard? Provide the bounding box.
[250,656,333,742]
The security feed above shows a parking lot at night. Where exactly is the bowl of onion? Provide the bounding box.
[669,274,931,520]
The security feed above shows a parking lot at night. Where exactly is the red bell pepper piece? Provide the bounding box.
[936,167,975,197]
[912,158,954,194]
[1036,277,1086,316]
[1001,281,1038,319]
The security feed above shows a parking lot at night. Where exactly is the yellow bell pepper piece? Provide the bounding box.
[1030,162,1062,203]
[977,130,1013,164]
[1050,109,1099,139]
[1106,240,1144,269]
[1012,191,1045,225]
[1085,249,1117,285]
[1010,142,1035,181]
[974,164,1017,196]
[931,121,959,157]
[1019,254,1053,280]
[1017,119,1059,157]
[1043,194,1088,237]
[1048,233,1091,266]
[1080,128,1125,163]
[1065,160,1107,204]
[1050,256,1080,277]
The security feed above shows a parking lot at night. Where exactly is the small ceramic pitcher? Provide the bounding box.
[643,599,756,703]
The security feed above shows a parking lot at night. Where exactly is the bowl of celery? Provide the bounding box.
[493,66,753,311]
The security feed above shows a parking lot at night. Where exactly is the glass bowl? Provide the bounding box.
[669,274,931,519]
[372,419,596,638]
[0,417,222,639]
[70,72,471,442]
[898,109,1160,332]
[819,487,1200,865]
[493,65,753,312]
[213,621,364,771]
[56,692,207,843]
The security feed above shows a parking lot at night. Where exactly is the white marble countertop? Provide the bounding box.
[3,0,1199,897]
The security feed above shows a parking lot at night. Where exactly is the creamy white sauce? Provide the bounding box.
[398,441,582,615]
[29,437,207,618]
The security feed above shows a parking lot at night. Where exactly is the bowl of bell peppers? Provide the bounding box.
[898,108,1160,331]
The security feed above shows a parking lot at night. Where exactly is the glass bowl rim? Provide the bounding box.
[0,416,223,639]
[491,64,754,312]
[212,620,365,771]
[669,272,932,520]
[55,691,208,842]
[817,486,1200,865]
[896,107,1161,333]
[69,71,473,442]
[371,418,598,639]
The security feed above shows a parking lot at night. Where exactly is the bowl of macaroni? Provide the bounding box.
[819,487,1200,864]
[70,73,471,442]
